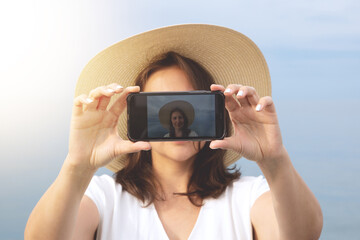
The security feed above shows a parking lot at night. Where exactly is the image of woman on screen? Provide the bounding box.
[159,100,198,137]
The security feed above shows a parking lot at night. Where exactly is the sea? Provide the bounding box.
[1,100,359,239]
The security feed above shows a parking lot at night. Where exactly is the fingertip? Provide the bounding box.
[209,140,221,149]
[115,85,124,92]
[144,143,152,151]
[236,89,244,98]
[257,96,274,112]
[85,97,94,104]
[224,88,232,95]
[255,104,262,112]
[136,141,152,151]
[126,86,140,92]
[211,84,225,91]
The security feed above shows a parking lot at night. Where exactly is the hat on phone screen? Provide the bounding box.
[158,100,195,130]
[75,24,271,172]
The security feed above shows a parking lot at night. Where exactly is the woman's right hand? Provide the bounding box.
[67,84,151,171]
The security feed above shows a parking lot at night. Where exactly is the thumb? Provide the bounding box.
[209,137,235,150]
[113,140,151,156]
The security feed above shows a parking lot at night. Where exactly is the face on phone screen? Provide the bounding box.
[127,91,225,141]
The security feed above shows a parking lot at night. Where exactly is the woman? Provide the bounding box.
[25,24,323,240]
[159,100,198,138]
[169,108,187,137]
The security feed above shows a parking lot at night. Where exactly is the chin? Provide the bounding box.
[150,141,205,162]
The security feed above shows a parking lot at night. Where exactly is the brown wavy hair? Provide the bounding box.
[115,51,240,206]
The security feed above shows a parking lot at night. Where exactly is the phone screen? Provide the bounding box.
[127,91,225,141]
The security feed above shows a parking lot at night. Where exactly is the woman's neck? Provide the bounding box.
[151,150,194,198]
[174,128,183,137]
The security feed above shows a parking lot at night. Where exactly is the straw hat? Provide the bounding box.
[75,24,271,172]
[159,100,195,130]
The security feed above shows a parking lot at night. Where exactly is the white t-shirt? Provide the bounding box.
[85,174,269,240]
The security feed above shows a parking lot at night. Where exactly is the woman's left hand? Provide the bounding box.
[209,84,286,163]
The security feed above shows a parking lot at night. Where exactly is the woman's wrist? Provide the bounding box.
[63,154,98,178]
[256,146,293,181]
[57,155,98,196]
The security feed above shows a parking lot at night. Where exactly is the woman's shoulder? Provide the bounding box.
[188,130,198,136]
[85,174,127,216]
[89,174,118,188]
[233,175,266,185]
[231,175,268,191]
[226,175,270,207]
[85,174,122,200]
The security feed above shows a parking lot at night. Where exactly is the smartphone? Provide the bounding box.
[127,91,226,141]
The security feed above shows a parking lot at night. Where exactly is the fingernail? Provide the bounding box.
[255,104,261,111]
[86,98,93,103]
[224,88,231,93]
[209,144,218,149]
[107,88,115,93]
[116,85,123,89]
[237,90,244,97]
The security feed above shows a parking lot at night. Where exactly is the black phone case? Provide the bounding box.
[127,91,226,142]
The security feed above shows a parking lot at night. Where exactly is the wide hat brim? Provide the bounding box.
[159,100,195,130]
[75,24,271,172]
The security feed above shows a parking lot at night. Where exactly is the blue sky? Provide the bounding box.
[0,0,359,239]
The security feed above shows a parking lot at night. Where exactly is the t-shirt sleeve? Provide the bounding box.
[84,174,115,217]
[250,175,270,207]
[189,130,198,137]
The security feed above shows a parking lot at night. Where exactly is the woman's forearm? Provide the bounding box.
[257,148,323,240]
[25,155,96,240]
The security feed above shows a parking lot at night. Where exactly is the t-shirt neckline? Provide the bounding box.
[150,199,208,240]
